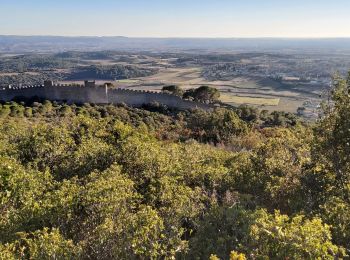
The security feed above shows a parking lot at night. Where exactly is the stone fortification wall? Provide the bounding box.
[108,89,209,110]
[0,85,47,102]
[0,84,211,110]
[0,84,108,104]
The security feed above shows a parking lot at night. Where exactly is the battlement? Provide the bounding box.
[84,80,96,88]
[1,84,44,90]
[1,83,87,90]
[0,81,212,110]
[44,80,53,87]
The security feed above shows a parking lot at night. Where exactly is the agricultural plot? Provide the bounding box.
[220,93,280,106]
[2,51,321,114]
[116,66,318,112]
[116,79,141,84]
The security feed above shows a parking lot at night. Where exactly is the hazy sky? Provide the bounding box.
[1,0,350,37]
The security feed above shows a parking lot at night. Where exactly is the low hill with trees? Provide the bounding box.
[68,64,157,80]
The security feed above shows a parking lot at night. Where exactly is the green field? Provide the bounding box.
[116,79,141,84]
[220,93,280,106]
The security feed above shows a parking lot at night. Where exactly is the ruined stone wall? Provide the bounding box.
[0,84,211,110]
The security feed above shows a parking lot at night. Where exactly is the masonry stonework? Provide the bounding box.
[0,82,211,110]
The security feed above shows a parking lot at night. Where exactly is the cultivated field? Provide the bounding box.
[31,52,324,113]
[220,93,280,107]
[111,66,320,112]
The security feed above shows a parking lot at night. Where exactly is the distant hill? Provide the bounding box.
[2,35,350,53]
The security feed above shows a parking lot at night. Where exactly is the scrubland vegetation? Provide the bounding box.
[0,73,350,259]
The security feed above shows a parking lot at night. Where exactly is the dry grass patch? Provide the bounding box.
[221,93,280,106]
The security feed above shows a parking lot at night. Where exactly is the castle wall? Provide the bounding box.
[0,85,47,101]
[108,89,209,110]
[0,85,211,111]
[86,85,108,104]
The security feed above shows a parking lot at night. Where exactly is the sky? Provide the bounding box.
[0,0,350,38]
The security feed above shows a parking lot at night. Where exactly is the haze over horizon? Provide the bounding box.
[2,35,350,39]
[1,0,350,38]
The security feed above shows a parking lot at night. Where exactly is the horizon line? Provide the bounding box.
[1,34,350,40]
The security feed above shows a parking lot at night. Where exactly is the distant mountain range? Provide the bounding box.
[1,35,350,53]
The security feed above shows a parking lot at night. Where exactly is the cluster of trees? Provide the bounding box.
[0,74,349,259]
[0,72,65,86]
[0,54,74,73]
[0,99,298,145]
[0,52,158,87]
[54,51,120,60]
[162,85,220,104]
[68,65,157,81]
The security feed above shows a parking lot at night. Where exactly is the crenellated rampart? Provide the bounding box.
[0,83,212,110]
